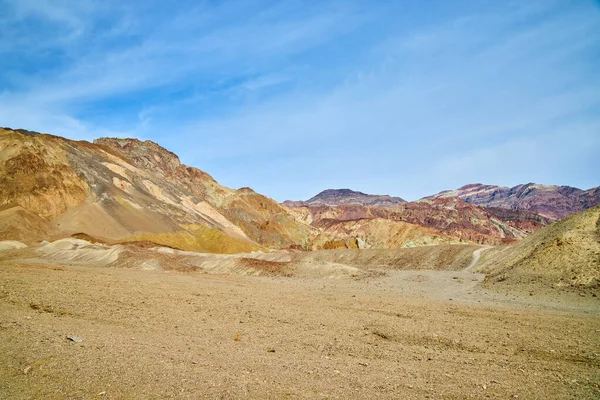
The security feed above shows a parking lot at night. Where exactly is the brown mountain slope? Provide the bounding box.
[429,183,600,220]
[387,198,539,244]
[312,218,458,250]
[0,206,51,243]
[476,205,600,295]
[286,197,549,246]
[95,138,317,249]
[0,128,314,252]
[0,131,88,218]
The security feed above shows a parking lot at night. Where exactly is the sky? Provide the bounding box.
[1,0,599,201]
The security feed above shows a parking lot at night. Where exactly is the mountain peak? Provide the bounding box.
[309,188,367,200]
[94,137,183,177]
[299,188,406,207]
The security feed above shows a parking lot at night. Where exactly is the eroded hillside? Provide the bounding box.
[476,205,600,295]
[0,128,315,252]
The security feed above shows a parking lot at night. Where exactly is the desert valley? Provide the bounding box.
[0,127,599,399]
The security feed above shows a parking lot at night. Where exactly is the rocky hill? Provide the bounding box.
[286,197,552,248]
[283,189,406,208]
[429,183,600,220]
[0,128,316,252]
[476,205,600,295]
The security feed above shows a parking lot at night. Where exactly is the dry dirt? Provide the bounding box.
[1,247,599,399]
[476,205,600,298]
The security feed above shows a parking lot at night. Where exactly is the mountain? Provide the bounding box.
[476,205,600,295]
[0,128,316,252]
[429,183,600,220]
[283,188,406,208]
[5,127,589,253]
[286,196,552,248]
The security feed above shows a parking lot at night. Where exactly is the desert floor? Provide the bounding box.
[1,258,599,399]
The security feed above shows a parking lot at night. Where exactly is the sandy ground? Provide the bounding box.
[1,255,599,399]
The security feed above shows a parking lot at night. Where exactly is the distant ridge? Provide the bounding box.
[283,188,406,208]
[428,183,600,220]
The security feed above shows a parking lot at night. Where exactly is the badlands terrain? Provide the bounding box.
[0,127,599,399]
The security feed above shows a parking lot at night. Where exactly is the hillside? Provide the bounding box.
[311,218,458,250]
[476,205,600,295]
[429,183,600,220]
[0,128,315,252]
[286,197,550,247]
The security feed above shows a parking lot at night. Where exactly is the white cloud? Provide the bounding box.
[1,0,598,201]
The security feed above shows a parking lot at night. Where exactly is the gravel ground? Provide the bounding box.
[1,260,599,399]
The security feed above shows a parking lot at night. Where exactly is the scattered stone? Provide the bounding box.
[66,336,83,343]
[267,348,275,353]
[23,365,32,374]
[358,362,368,366]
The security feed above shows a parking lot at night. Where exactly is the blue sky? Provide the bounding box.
[1,0,599,201]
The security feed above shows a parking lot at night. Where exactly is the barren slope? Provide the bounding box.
[288,197,546,247]
[476,205,600,295]
[312,218,459,250]
[0,128,314,252]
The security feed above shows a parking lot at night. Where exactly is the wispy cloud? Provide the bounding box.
[1,0,598,199]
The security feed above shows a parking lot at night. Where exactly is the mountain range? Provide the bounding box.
[428,183,600,219]
[286,185,599,220]
[1,127,598,252]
